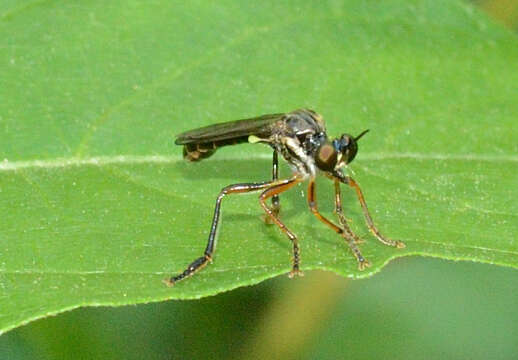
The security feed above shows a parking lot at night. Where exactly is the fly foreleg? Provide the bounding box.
[307,179,370,270]
[337,174,405,249]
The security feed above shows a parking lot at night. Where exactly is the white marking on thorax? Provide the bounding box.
[284,137,316,177]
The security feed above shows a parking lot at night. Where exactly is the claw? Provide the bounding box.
[358,259,371,271]
[162,278,175,287]
[395,240,406,249]
[288,269,304,278]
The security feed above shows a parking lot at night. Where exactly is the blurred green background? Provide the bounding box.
[2,258,518,359]
[1,0,518,359]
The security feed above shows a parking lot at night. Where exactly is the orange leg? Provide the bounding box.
[333,180,362,244]
[308,179,370,270]
[259,176,304,277]
[345,177,405,249]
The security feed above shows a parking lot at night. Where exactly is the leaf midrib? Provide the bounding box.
[1,152,517,172]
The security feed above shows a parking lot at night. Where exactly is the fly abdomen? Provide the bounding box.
[182,137,249,162]
[182,143,216,162]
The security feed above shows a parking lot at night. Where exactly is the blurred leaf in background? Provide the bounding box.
[2,258,518,359]
[1,0,518,358]
[477,0,518,29]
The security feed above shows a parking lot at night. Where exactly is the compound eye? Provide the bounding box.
[315,142,338,172]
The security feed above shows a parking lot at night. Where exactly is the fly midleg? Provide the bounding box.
[259,176,304,277]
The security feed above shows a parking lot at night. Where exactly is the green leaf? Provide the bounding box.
[1,0,517,334]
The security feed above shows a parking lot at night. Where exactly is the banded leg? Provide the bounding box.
[259,176,304,277]
[271,150,280,216]
[332,180,370,269]
[333,180,362,243]
[164,180,279,286]
[307,179,370,270]
[339,175,405,249]
[263,150,281,225]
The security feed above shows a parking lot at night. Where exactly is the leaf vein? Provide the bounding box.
[1,152,517,172]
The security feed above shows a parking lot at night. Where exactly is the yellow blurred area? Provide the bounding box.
[479,0,518,28]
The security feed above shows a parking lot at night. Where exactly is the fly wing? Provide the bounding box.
[175,113,284,145]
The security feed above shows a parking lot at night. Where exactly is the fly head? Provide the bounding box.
[315,129,369,172]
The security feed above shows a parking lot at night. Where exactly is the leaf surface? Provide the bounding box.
[1,0,517,333]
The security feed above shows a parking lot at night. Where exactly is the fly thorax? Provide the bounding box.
[284,137,316,177]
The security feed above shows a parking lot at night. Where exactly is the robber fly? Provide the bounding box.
[164,108,405,286]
